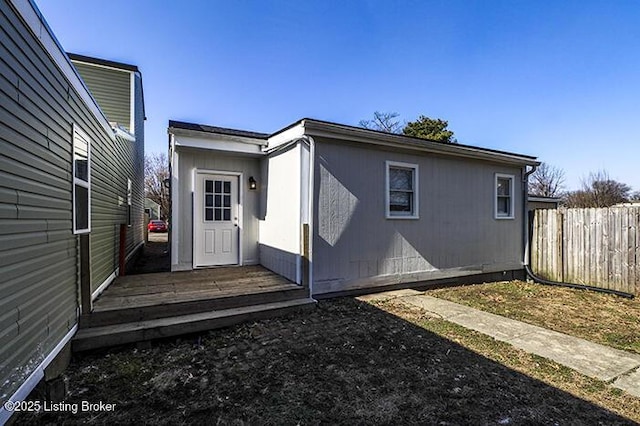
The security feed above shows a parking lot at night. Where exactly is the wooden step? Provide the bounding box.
[73,298,317,352]
[80,287,309,328]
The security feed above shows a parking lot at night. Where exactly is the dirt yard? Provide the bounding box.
[129,232,169,274]
[18,297,639,425]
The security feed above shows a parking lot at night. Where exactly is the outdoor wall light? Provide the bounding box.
[248,176,257,190]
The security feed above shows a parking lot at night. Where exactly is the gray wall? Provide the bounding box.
[72,61,131,131]
[312,137,524,294]
[174,147,260,270]
[0,0,143,402]
[257,144,302,283]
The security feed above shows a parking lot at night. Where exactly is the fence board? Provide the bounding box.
[532,206,640,295]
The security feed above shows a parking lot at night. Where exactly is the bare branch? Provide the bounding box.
[529,163,565,197]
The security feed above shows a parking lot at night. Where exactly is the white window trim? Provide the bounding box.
[72,124,91,234]
[127,178,132,227]
[385,161,419,219]
[495,173,515,220]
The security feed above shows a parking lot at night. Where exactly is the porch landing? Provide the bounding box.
[74,266,315,351]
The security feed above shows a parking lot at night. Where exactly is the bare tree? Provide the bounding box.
[145,153,169,220]
[631,190,640,201]
[359,111,403,133]
[529,162,565,197]
[564,170,631,208]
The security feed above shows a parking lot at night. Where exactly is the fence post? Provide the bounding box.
[558,209,565,282]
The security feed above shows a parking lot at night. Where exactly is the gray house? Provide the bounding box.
[168,119,539,296]
[0,0,144,421]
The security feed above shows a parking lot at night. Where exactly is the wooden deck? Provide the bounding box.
[74,265,315,351]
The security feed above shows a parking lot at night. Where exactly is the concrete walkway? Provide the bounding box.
[360,290,640,398]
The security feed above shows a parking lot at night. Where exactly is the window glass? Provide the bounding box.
[390,168,412,190]
[73,127,90,234]
[74,185,89,231]
[496,175,514,218]
[390,192,412,212]
[387,163,418,218]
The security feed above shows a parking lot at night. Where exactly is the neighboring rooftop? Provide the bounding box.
[68,53,139,72]
[168,120,270,140]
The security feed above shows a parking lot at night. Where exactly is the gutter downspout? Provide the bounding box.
[522,165,634,299]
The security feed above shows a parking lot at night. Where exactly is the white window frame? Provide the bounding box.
[127,178,132,227]
[495,173,515,220]
[72,125,91,234]
[385,161,419,219]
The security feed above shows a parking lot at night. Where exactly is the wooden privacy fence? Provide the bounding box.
[531,207,640,295]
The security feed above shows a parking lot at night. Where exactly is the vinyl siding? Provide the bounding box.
[174,147,260,270]
[72,61,131,130]
[312,137,525,295]
[0,0,76,401]
[0,0,143,404]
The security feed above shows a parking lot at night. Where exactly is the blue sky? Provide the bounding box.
[38,0,640,192]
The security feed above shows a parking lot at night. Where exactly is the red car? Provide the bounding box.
[148,220,167,232]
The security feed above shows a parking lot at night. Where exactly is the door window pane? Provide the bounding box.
[205,208,213,221]
[205,178,234,222]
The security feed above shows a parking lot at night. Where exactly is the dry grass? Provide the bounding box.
[429,280,640,354]
[374,299,640,423]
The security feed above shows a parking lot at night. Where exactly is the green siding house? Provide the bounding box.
[0,0,145,422]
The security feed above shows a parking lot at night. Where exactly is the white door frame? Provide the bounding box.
[192,169,244,268]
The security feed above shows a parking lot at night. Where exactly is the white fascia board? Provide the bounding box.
[302,121,539,167]
[11,0,115,140]
[130,72,136,133]
[113,124,135,142]
[173,134,265,156]
[267,123,305,149]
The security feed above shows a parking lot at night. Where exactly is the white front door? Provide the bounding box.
[194,173,240,267]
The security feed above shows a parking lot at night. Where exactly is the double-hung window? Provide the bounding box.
[495,173,514,219]
[386,161,419,219]
[73,125,91,233]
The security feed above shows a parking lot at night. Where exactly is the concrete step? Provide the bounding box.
[80,287,309,328]
[72,298,317,352]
